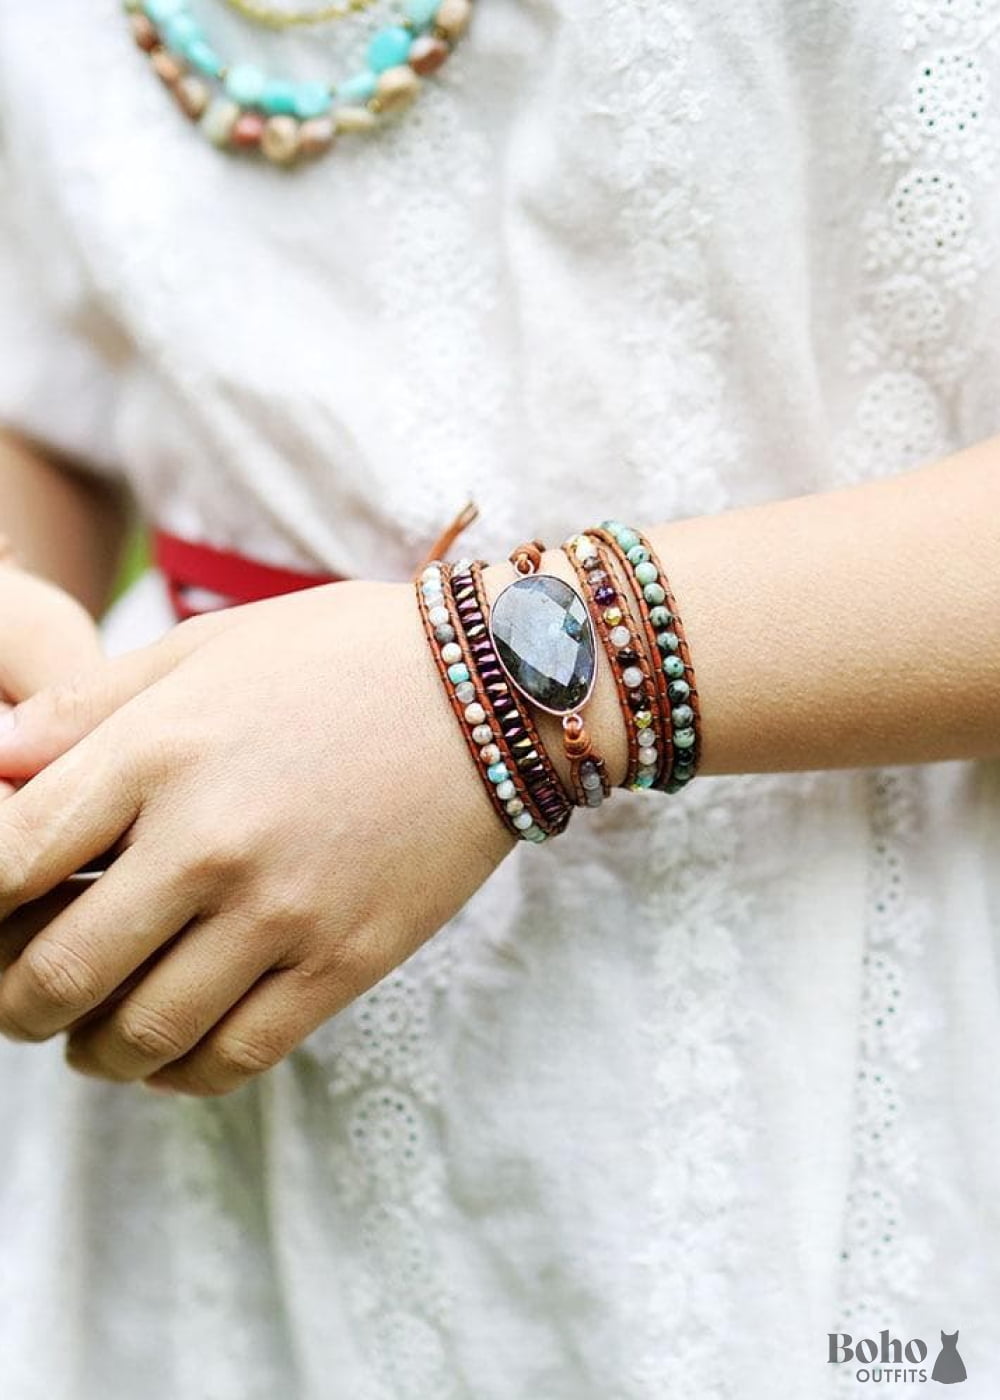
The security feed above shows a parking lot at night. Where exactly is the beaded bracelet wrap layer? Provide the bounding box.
[587,521,702,792]
[416,559,553,844]
[451,560,573,837]
[563,533,668,792]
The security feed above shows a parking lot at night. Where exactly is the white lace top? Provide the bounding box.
[1,3,999,1397]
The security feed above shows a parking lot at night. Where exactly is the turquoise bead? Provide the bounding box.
[405,0,440,26]
[643,582,667,606]
[262,79,298,115]
[657,630,679,653]
[671,703,694,727]
[225,64,267,106]
[617,528,640,552]
[447,663,470,684]
[634,561,658,586]
[368,25,413,72]
[338,70,379,102]
[649,605,673,628]
[631,771,656,790]
[186,38,224,77]
[294,81,333,118]
[487,762,510,785]
[601,519,626,536]
[626,544,650,565]
[667,679,691,704]
[674,727,696,750]
[144,0,186,22]
[164,12,200,50]
[663,655,686,680]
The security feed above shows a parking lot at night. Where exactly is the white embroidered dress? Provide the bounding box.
[0,4,999,1398]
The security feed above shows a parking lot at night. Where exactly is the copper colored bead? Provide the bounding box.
[231,112,266,147]
[408,35,450,75]
[130,14,159,52]
[373,65,421,113]
[150,48,184,86]
[261,115,301,164]
[174,75,210,120]
[299,116,336,156]
[435,0,472,41]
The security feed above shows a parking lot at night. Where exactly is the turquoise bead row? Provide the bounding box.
[594,521,702,794]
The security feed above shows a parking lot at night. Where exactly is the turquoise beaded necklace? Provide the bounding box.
[123,0,475,164]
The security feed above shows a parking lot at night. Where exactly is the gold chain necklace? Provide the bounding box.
[220,0,378,28]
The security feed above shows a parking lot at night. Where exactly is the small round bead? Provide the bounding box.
[435,0,472,40]
[200,97,240,145]
[479,744,502,766]
[663,655,686,680]
[595,585,616,606]
[505,798,525,816]
[130,14,159,50]
[585,788,604,808]
[471,723,493,745]
[643,582,667,606]
[657,630,680,653]
[405,0,441,25]
[446,662,470,684]
[674,727,697,750]
[335,104,378,133]
[622,665,644,689]
[464,703,487,725]
[261,115,300,164]
[299,116,336,155]
[603,606,623,627]
[408,34,450,74]
[368,25,413,73]
[572,535,598,562]
[495,780,516,802]
[617,528,640,552]
[602,519,626,535]
[649,605,673,629]
[671,704,694,728]
[151,48,185,85]
[667,679,691,704]
[338,70,379,103]
[581,768,603,791]
[434,624,455,644]
[225,62,267,106]
[163,12,200,50]
[373,65,421,112]
[454,681,476,705]
[609,625,632,648]
[637,728,656,747]
[427,606,449,628]
[421,564,441,583]
[626,544,650,565]
[187,38,223,77]
[634,561,658,587]
[487,762,510,784]
[631,771,656,790]
[638,746,658,766]
[231,111,266,146]
[440,643,462,665]
[635,709,653,729]
[294,80,333,119]
[513,811,534,831]
[173,74,209,119]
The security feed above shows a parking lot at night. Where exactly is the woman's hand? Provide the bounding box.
[0,581,515,1095]
[0,551,104,797]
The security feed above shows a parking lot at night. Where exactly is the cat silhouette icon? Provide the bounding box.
[931,1330,967,1384]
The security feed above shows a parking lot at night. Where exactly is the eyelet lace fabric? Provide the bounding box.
[1,4,1000,1398]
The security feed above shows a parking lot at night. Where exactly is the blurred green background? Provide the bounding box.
[114,528,150,601]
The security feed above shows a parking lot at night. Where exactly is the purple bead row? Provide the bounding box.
[452,562,573,838]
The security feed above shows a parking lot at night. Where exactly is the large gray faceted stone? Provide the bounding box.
[489,574,596,714]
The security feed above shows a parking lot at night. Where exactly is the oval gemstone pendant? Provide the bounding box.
[489,574,597,715]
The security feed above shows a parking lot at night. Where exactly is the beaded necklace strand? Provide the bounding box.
[124,0,474,164]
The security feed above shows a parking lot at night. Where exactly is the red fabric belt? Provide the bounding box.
[153,529,346,621]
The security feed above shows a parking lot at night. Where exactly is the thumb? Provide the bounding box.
[0,628,191,779]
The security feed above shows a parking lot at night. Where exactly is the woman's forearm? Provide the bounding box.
[484,434,1000,784]
[0,428,131,617]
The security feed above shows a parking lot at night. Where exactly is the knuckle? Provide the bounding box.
[113,1004,192,1063]
[21,940,103,1011]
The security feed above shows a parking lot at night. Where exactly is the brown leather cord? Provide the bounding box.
[563,536,666,791]
[589,526,701,789]
[417,500,480,575]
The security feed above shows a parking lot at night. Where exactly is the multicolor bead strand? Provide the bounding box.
[589,522,702,793]
[563,533,667,792]
[415,560,550,845]
[123,0,473,165]
[451,561,573,838]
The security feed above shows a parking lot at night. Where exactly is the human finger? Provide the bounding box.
[63,911,284,1084]
[0,881,91,974]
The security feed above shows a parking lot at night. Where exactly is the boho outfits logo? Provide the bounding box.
[828,1329,968,1385]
